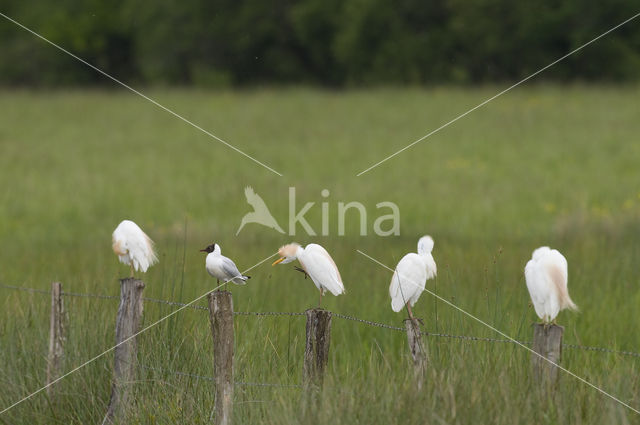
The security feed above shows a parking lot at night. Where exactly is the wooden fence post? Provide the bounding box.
[102,278,145,425]
[46,281,65,398]
[531,324,563,386]
[303,308,332,387]
[208,290,234,425]
[404,318,427,389]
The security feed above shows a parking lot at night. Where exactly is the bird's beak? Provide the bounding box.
[272,257,285,266]
[199,249,207,253]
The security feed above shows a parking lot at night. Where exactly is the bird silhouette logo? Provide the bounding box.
[236,186,285,235]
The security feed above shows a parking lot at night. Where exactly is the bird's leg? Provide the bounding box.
[318,290,323,308]
[129,263,134,278]
[294,266,309,279]
[406,302,416,322]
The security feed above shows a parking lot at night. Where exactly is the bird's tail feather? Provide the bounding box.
[564,297,578,312]
[390,297,404,313]
[558,285,578,312]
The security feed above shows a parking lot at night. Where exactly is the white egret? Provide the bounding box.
[389,235,437,320]
[524,246,578,324]
[272,243,345,306]
[200,243,250,289]
[112,219,158,277]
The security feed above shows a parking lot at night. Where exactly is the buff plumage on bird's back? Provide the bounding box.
[112,220,158,278]
[525,246,578,324]
[272,242,345,307]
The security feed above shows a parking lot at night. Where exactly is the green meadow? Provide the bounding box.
[0,86,639,424]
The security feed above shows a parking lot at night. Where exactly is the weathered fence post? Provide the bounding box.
[303,308,332,387]
[208,290,234,425]
[46,281,65,398]
[404,318,427,389]
[102,278,145,425]
[531,324,563,386]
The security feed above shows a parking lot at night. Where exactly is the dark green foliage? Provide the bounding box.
[1,0,639,86]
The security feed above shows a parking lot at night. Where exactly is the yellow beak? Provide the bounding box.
[272,257,285,266]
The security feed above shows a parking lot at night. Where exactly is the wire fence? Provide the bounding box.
[2,283,640,359]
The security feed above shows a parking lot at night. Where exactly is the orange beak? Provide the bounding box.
[272,257,285,266]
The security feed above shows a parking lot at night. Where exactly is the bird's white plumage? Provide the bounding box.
[298,244,345,296]
[112,220,158,273]
[274,242,345,297]
[524,246,577,323]
[204,244,249,285]
[389,236,437,312]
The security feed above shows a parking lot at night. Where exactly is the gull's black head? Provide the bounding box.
[200,243,216,253]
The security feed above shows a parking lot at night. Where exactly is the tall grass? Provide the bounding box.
[0,86,639,423]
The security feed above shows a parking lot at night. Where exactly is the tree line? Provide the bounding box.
[1,0,639,87]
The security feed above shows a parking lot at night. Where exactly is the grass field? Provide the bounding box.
[0,86,639,424]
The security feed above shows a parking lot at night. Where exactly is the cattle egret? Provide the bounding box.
[272,243,345,306]
[112,220,158,277]
[524,246,578,324]
[389,235,437,320]
[200,243,250,289]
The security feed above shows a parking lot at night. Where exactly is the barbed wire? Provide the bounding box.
[332,312,529,344]
[139,297,305,317]
[0,284,305,314]
[234,311,305,317]
[65,291,306,317]
[332,312,405,332]
[2,283,640,358]
[0,283,51,295]
[326,312,640,357]
[562,343,640,358]
[424,331,530,345]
